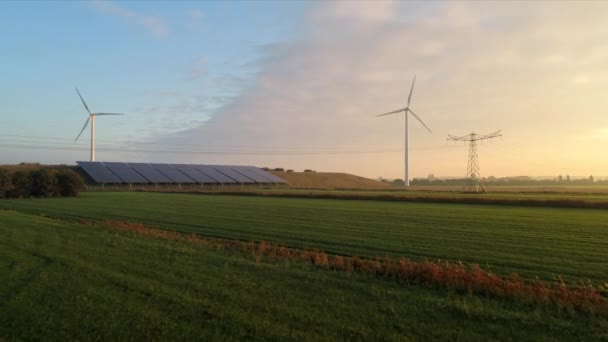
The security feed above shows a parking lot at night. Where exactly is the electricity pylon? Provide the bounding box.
[447,130,502,193]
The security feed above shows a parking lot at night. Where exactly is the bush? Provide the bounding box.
[29,169,58,197]
[286,169,294,173]
[9,171,32,198]
[1,167,85,199]
[303,169,316,173]
[261,167,270,171]
[274,168,285,172]
[0,169,11,198]
[392,179,405,185]
[56,169,85,197]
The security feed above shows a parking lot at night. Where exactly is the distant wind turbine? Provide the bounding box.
[376,76,432,187]
[74,88,124,162]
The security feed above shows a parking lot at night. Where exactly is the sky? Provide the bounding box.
[1,1,607,179]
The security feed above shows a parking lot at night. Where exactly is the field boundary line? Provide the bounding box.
[134,190,608,210]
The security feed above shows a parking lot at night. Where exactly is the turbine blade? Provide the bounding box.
[74,116,90,142]
[407,75,416,107]
[407,108,432,133]
[376,107,406,117]
[75,88,92,115]
[94,113,125,116]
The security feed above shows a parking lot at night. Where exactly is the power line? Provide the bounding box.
[0,141,460,156]
[0,133,402,150]
[0,133,460,155]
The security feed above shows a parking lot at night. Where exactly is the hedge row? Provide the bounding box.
[0,168,84,199]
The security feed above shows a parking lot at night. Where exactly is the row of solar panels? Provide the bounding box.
[77,161,286,185]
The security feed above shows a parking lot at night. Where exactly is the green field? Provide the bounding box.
[1,192,607,284]
[2,210,607,340]
[204,187,608,206]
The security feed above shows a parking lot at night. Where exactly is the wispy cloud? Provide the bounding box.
[90,0,169,38]
[576,128,608,141]
[189,9,205,28]
[154,1,608,176]
[185,57,207,81]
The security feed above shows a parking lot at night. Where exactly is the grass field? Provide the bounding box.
[207,188,608,206]
[1,192,607,284]
[2,210,607,340]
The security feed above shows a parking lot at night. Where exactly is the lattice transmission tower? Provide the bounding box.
[447,130,502,193]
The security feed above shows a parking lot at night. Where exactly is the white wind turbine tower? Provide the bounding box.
[376,76,432,187]
[74,88,124,162]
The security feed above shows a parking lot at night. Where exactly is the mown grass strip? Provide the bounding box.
[140,189,608,209]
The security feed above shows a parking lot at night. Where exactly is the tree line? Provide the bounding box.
[0,168,85,199]
[409,175,606,187]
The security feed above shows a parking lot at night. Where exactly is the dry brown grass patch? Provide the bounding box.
[100,219,608,314]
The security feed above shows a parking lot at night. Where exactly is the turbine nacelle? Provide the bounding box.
[375,76,432,133]
[73,88,125,161]
[374,75,432,187]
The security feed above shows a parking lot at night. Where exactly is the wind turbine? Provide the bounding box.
[74,88,124,162]
[376,76,432,187]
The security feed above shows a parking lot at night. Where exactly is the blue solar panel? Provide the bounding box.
[78,161,286,185]
[193,165,236,183]
[230,166,272,183]
[103,162,150,184]
[128,163,174,183]
[172,164,218,183]
[150,163,196,183]
[77,161,123,184]
[247,167,286,183]
[248,167,283,183]
[211,165,255,183]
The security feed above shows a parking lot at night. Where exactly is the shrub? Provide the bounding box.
[392,179,405,185]
[274,168,285,172]
[56,169,85,197]
[0,169,11,198]
[261,167,270,171]
[286,169,294,173]
[9,171,32,198]
[303,169,316,173]
[29,169,58,197]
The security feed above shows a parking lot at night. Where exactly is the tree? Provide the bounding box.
[392,179,405,186]
[56,169,85,197]
[590,175,594,182]
[566,175,571,182]
[9,171,31,198]
[0,169,11,198]
[558,175,563,181]
[29,169,58,197]
[274,168,285,172]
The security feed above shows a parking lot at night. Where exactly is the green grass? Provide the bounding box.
[1,192,607,284]
[1,211,607,340]
[211,187,608,205]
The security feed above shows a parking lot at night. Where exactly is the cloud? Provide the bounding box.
[185,57,207,81]
[189,9,205,28]
[90,0,169,38]
[576,128,608,141]
[155,1,608,177]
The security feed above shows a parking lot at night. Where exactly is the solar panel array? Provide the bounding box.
[76,161,286,185]
[78,161,123,184]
